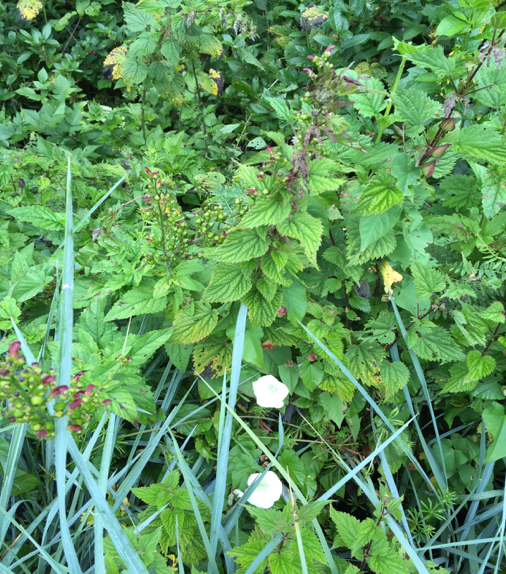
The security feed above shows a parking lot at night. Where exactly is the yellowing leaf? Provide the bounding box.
[17,0,42,20]
[379,262,403,297]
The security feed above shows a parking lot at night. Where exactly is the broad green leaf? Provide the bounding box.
[202,263,252,303]
[407,326,465,363]
[264,96,292,125]
[105,285,167,321]
[448,126,506,164]
[8,206,65,230]
[319,392,344,427]
[170,302,219,344]
[404,45,456,74]
[129,328,173,365]
[410,260,446,300]
[228,540,268,570]
[122,59,148,84]
[330,508,361,551]
[483,402,506,463]
[345,344,386,386]
[481,167,506,218]
[297,527,326,563]
[368,542,410,574]
[282,282,307,323]
[161,39,181,67]
[269,551,295,574]
[466,350,495,381]
[205,228,270,263]
[239,193,291,228]
[357,172,404,215]
[124,10,155,32]
[351,76,387,118]
[300,360,324,391]
[308,158,342,193]
[436,14,469,36]
[481,301,505,324]
[165,343,194,372]
[277,211,323,265]
[391,87,442,134]
[380,360,410,399]
[359,206,401,251]
[11,270,50,303]
[246,507,289,536]
[242,288,283,328]
[439,174,479,209]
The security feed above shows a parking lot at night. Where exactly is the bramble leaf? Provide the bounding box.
[277,211,323,265]
[202,263,252,303]
[410,260,446,300]
[467,350,495,382]
[239,193,291,228]
[357,172,404,215]
[170,303,219,344]
[205,228,270,263]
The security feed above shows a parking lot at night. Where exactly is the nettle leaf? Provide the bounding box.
[467,350,496,382]
[351,76,387,118]
[345,344,386,386]
[357,172,404,215]
[236,164,261,190]
[277,211,323,265]
[368,541,410,574]
[242,288,283,327]
[391,87,442,135]
[264,96,293,125]
[165,342,194,372]
[330,508,361,551]
[205,228,270,263]
[407,326,465,364]
[8,206,65,230]
[308,158,342,193]
[481,167,506,218]
[448,126,506,164]
[170,302,219,344]
[380,360,410,399]
[122,59,148,85]
[439,174,479,209]
[359,206,401,251]
[410,260,446,300]
[105,285,167,321]
[202,263,252,303]
[161,39,181,67]
[124,10,155,32]
[239,193,291,228]
[481,301,505,324]
[404,45,456,75]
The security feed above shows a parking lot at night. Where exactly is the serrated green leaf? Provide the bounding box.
[122,59,148,85]
[467,350,495,381]
[277,211,323,265]
[308,159,342,193]
[246,507,290,536]
[297,527,326,563]
[242,288,283,327]
[330,508,361,551]
[404,45,456,75]
[481,301,505,324]
[161,39,181,67]
[269,551,295,574]
[380,360,410,399]
[481,167,506,218]
[202,263,252,303]
[346,344,386,386]
[105,285,167,321]
[391,88,442,134]
[205,228,270,263]
[8,206,65,230]
[264,96,293,125]
[368,542,410,574]
[407,325,465,364]
[357,172,404,215]
[256,277,278,301]
[449,125,506,164]
[359,206,401,251]
[170,302,219,344]
[165,343,194,372]
[239,193,291,228]
[410,260,446,300]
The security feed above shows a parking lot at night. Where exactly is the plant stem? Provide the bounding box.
[191,60,209,157]
[376,57,406,142]
[141,89,147,143]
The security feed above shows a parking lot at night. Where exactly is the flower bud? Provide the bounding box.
[37,430,48,439]
[8,342,21,358]
[421,161,436,178]
[50,385,69,398]
[429,144,449,158]
[101,399,112,405]
[308,353,317,362]
[440,118,455,132]
[324,45,336,55]
[68,424,83,432]
[0,369,10,377]
[277,306,287,318]
[307,55,315,61]
[41,375,56,384]
[261,340,275,350]
[69,399,82,411]
[85,384,95,395]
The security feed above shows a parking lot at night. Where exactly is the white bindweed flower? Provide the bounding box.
[236,472,283,509]
[253,375,289,408]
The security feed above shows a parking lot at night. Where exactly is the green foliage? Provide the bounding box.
[1,0,506,571]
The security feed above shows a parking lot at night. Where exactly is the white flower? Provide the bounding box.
[236,472,283,509]
[253,375,289,408]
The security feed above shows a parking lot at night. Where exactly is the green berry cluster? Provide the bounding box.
[0,342,103,440]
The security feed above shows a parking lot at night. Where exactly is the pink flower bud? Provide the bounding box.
[69,399,82,411]
[145,167,152,176]
[73,391,85,399]
[277,306,287,318]
[42,375,56,385]
[440,118,455,132]
[85,384,95,395]
[101,399,112,405]
[0,369,10,376]
[68,425,83,432]
[8,342,21,358]
[324,45,335,55]
[303,68,315,76]
[266,146,274,156]
[429,144,449,158]
[50,385,69,398]
[421,161,436,178]
[308,353,317,362]
[156,181,162,187]
[37,430,48,439]
[307,55,316,61]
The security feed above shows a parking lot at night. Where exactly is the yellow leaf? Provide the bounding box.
[379,261,403,297]
[17,0,42,20]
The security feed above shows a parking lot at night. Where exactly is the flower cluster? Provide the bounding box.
[0,342,102,440]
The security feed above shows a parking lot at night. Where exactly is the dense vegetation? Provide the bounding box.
[1,0,506,572]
